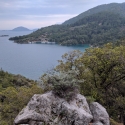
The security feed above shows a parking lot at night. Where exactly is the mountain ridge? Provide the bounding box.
[9,2,125,46]
[63,2,125,25]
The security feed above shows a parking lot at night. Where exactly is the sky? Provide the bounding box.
[0,0,125,30]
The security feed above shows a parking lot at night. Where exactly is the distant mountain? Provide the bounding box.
[9,2,125,46]
[63,2,125,25]
[12,26,30,31]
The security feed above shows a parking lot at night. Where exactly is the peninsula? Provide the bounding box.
[9,3,125,46]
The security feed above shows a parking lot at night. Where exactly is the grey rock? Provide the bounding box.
[92,121,104,125]
[14,91,93,125]
[90,102,110,125]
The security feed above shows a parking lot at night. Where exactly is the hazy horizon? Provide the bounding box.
[0,0,125,30]
[0,26,38,31]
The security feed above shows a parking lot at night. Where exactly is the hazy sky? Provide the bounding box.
[0,0,125,30]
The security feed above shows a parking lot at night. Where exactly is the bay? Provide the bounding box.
[0,31,89,80]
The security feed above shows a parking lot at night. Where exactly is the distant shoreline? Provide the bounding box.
[0,35,9,37]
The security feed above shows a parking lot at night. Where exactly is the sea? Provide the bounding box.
[0,31,89,80]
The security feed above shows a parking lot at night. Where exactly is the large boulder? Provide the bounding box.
[14,91,93,125]
[90,102,110,125]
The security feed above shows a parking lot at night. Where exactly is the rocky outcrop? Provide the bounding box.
[14,91,110,125]
[90,102,110,125]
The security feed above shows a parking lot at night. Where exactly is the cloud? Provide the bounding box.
[0,14,77,29]
[0,0,125,29]
[20,14,77,19]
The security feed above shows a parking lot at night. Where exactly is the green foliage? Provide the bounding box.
[56,50,83,72]
[41,70,83,101]
[54,43,125,123]
[0,70,43,125]
[0,69,36,92]
[82,44,125,122]
[0,85,43,125]
[86,96,96,104]
[110,118,119,125]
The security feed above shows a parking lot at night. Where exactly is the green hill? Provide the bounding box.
[9,3,125,46]
[63,2,125,25]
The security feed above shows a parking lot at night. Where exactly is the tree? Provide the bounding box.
[54,43,125,124]
[0,85,43,125]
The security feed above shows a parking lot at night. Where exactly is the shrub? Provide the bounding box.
[41,70,83,101]
[110,118,120,125]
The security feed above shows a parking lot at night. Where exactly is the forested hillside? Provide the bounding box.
[63,2,125,25]
[0,70,43,124]
[9,11,125,46]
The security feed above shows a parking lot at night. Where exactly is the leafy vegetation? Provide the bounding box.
[0,70,43,125]
[110,118,120,125]
[41,42,125,124]
[41,70,83,101]
[9,3,125,46]
[1,41,125,124]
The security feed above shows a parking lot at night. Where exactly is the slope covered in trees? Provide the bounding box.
[0,70,43,125]
[9,11,125,46]
[63,2,125,25]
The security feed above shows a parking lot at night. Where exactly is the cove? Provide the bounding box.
[0,31,89,80]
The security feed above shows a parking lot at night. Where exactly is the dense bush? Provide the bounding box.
[41,70,83,101]
[0,70,43,125]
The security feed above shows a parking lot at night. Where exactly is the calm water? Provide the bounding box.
[0,31,89,80]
